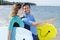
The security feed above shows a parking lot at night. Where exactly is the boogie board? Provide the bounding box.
[16,27,33,40]
[37,23,57,40]
[0,27,33,40]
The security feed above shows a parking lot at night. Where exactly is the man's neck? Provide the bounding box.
[25,13,30,15]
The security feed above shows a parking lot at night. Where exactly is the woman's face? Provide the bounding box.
[17,7,23,16]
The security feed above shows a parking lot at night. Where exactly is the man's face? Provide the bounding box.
[23,5,30,14]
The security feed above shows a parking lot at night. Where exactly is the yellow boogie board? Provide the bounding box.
[37,23,57,40]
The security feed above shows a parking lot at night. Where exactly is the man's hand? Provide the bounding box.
[45,18,55,24]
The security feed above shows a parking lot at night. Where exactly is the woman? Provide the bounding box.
[8,3,24,40]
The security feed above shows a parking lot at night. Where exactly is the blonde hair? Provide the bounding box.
[9,3,21,19]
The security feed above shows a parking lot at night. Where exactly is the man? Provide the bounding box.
[21,3,55,40]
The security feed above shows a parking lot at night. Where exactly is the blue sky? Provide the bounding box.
[5,0,60,6]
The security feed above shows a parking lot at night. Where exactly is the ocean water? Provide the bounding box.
[0,5,60,29]
[0,5,60,40]
[0,5,60,26]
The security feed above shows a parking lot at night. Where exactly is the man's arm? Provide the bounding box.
[22,18,55,27]
[22,18,44,26]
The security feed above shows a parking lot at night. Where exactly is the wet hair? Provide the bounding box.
[9,3,21,18]
[22,3,30,7]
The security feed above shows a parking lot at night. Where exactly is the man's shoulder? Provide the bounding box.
[30,14,34,17]
[31,15,35,19]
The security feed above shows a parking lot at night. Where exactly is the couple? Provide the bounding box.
[8,3,55,40]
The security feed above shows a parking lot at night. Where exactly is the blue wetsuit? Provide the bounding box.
[22,14,39,40]
[8,15,24,40]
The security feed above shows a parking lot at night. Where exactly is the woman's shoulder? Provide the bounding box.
[9,15,20,21]
[12,15,20,19]
[13,15,19,18]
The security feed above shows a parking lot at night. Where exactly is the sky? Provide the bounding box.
[5,0,60,6]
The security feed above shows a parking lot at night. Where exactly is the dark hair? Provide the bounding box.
[22,3,30,7]
[15,3,21,9]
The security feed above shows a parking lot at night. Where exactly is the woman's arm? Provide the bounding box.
[8,30,11,40]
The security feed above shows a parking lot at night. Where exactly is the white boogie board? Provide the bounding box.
[16,27,33,40]
[0,27,33,40]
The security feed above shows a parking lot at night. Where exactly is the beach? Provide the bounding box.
[0,5,60,40]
